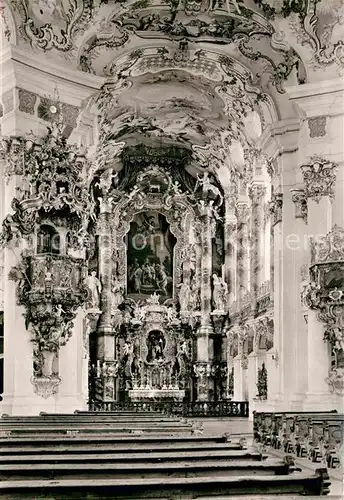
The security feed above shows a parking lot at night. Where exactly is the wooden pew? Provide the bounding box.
[0,439,246,456]
[253,410,343,468]
[0,410,332,497]
[0,457,301,481]
[0,468,331,498]
[0,449,267,465]
[0,433,230,447]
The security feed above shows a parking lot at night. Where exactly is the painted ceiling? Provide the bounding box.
[1,0,343,177]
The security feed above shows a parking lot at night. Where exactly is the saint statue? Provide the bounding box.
[87,271,102,309]
[212,274,228,311]
[111,277,124,310]
[179,281,190,311]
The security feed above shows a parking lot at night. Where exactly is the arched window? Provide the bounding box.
[37,225,60,255]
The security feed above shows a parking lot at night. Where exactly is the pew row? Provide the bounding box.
[0,469,331,498]
[0,458,301,481]
[0,449,267,465]
[253,411,343,468]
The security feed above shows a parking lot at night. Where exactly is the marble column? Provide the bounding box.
[248,183,266,310]
[97,200,115,401]
[235,201,250,304]
[224,202,237,304]
[196,205,213,400]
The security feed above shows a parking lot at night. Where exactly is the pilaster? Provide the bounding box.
[260,119,301,409]
[287,79,344,410]
[224,202,236,305]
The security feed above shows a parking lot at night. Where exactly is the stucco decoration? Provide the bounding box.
[74,2,304,93]
[304,226,344,354]
[269,192,283,226]
[301,156,337,203]
[253,0,344,70]
[9,0,95,51]
[291,188,307,223]
[1,122,95,397]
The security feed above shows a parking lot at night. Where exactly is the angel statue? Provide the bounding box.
[195,171,223,207]
[86,271,102,309]
[123,341,134,357]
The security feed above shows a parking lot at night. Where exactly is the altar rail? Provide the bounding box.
[253,410,343,468]
[89,400,249,418]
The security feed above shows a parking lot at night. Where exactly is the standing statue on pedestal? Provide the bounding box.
[87,271,102,310]
[178,281,190,311]
[195,171,223,206]
[111,276,124,311]
[212,274,228,312]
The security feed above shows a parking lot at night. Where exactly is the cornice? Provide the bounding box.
[286,79,344,100]
[286,79,344,118]
[0,45,105,104]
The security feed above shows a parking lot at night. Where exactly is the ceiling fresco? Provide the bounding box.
[1,0,342,189]
[105,75,228,146]
[3,0,343,76]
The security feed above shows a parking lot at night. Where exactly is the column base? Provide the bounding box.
[0,393,87,416]
[302,392,343,412]
[288,393,307,411]
[197,324,214,335]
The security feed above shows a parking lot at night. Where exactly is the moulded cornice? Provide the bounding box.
[0,45,105,105]
[286,79,344,118]
[286,79,344,100]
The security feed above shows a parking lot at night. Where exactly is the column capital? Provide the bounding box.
[248,183,266,203]
[235,202,250,222]
[300,155,337,203]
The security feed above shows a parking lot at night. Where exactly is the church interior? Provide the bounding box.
[0,0,343,497]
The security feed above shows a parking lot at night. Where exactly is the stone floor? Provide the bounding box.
[191,418,343,497]
[190,417,252,437]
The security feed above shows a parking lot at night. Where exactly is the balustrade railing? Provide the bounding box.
[89,400,249,417]
[257,280,271,298]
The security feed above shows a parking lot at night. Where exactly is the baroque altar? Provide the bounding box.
[1,126,230,405]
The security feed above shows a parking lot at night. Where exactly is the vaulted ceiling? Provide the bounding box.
[1,0,343,182]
